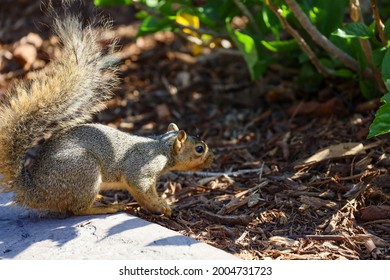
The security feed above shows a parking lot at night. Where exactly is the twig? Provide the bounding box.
[263,1,333,77]
[258,161,265,181]
[233,0,261,34]
[287,234,346,241]
[363,219,390,225]
[284,0,374,81]
[181,168,263,177]
[309,170,379,186]
[200,210,252,226]
[365,238,381,259]
[350,0,386,93]
[287,233,384,243]
[218,181,267,214]
[218,197,249,215]
[235,181,268,198]
[370,0,387,43]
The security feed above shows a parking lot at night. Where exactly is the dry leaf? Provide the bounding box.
[248,193,260,207]
[295,142,365,169]
[300,195,338,210]
[269,236,299,247]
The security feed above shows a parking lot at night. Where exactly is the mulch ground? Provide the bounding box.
[1,1,389,260]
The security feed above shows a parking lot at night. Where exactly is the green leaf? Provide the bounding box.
[384,18,390,40]
[319,57,336,69]
[136,10,149,20]
[381,48,390,85]
[226,21,264,80]
[260,6,282,39]
[329,34,354,58]
[310,0,348,36]
[368,92,390,138]
[135,16,174,38]
[196,0,236,28]
[145,0,159,8]
[94,0,131,6]
[334,68,354,78]
[354,37,369,72]
[261,39,298,53]
[385,79,390,93]
[332,22,371,39]
[372,47,387,68]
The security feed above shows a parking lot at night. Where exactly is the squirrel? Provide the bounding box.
[0,15,214,217]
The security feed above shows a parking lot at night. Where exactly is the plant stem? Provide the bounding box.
[263,1,333,77]
[350,0,386,93]
[284,0,358,70]
[283,0,376,83]
[370,0,387,43]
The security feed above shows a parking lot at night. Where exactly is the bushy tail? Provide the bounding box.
[0,15,119,187]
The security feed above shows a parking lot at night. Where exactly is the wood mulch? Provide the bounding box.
[1,1,389,260]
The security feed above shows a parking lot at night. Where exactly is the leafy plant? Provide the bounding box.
[367,45,390,138]
[95,0,390,138]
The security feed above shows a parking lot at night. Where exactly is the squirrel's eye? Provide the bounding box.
[195,145,204,154]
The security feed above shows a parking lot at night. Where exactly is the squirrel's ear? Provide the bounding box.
[173,130,187,154]
[168,123,179,132]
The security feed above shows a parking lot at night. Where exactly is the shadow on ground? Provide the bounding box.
[0,192,234,260]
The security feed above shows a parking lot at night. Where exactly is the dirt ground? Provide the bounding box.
[1,1,389,260]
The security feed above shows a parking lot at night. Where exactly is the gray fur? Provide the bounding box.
[0,15,213,217]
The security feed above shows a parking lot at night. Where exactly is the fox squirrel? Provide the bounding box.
[0,15,213,217]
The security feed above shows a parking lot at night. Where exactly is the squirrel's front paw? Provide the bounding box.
[155,199,172,217]
[133,189,172,217]
[145,199,172,217]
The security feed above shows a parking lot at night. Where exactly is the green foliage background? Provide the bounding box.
[95,0,390,139]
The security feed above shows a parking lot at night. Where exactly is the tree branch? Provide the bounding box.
[284,0,375,81]
[263,1,333,77]
[370,0,387,43]
[350,0,386,93]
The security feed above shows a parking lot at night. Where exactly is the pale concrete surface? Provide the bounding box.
[0,192,238,260]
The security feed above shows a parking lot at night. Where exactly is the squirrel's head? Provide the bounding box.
[167,123,214,171]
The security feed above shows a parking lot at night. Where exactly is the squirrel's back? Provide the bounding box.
[0,15,119,188]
